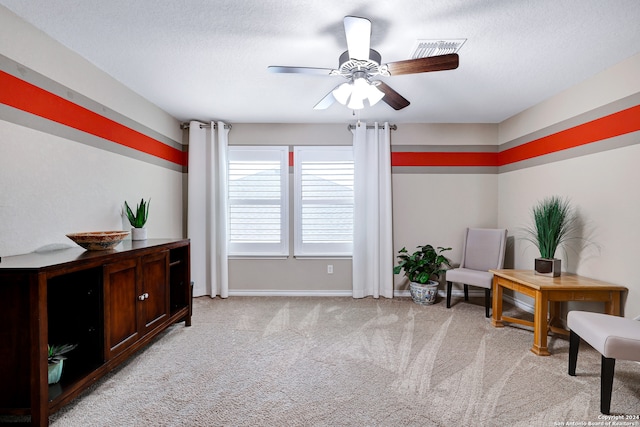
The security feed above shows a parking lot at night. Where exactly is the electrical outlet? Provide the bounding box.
[327,264,333,274]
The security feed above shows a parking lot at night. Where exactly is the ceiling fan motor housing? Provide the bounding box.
[337,49,387,79]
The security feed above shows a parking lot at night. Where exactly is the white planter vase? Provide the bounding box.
[409,281,439,305]
[131,227,147,241]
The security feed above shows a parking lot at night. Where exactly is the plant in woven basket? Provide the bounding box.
[393,244,452,284]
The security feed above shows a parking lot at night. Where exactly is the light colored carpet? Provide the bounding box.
[48,296,639,426]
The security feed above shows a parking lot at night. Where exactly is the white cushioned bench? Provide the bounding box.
[567,310,640,414]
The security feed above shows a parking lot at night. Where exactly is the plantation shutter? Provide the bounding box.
[294,146,354,256]
[227,146,289,256]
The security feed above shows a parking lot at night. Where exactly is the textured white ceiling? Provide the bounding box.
[2,0,640,124]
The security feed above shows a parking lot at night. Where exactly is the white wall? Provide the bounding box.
[0,7,184,257]
[498,52,640,318]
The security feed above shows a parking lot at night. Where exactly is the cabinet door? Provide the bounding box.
[104,258,140,359]
[140,250,169,335]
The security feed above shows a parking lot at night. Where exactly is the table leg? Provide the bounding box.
[491,279,504,327]
[532,290,550,356]
[549,301,562,328]
[604,291,621,316]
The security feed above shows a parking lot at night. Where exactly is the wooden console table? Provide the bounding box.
[489,269,627,356]
[0,239,191,426]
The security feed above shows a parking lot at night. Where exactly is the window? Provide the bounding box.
[227,146,288,256]
[294,146,354,257]
[227,145,354,258]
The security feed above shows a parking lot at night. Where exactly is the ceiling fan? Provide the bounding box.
[268,16,460,111]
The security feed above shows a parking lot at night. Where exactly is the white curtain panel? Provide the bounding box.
[187,121,229,298]
[352,122,394,298]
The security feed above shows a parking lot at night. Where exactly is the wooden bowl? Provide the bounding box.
[66,231,129,250]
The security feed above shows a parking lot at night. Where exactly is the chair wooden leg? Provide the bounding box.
[601,356,615,415]
[446,281,452,308]
[568,330,579,376]
[484,288,491,318]
[464,284,469,301]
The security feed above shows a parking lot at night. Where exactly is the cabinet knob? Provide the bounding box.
[138,293,150,301]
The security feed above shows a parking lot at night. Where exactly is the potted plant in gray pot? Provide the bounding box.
[394,244,452,305]
[125,198,150,241]
[523,195,577,277]
[48,343,77,384]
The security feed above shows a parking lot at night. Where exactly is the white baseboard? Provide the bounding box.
[228,290,353,297]
[227,289,535,314]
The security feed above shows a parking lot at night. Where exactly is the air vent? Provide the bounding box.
[409,39,466,59]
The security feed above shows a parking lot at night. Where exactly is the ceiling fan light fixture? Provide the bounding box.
[347,94,365,110]
[332,83,352,105]
[332,77,384,109]
[351,77,370,101]
[366,83,385,106]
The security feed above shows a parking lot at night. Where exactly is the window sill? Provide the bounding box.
[293,255,352,260]
[228,255,289,260]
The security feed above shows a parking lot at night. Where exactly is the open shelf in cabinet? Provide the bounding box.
[169,245,190,318]
[47,267,105,403]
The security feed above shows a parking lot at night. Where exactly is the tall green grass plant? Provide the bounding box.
[524,195,576,259]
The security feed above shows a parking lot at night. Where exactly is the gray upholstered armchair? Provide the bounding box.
[445,228,508,317]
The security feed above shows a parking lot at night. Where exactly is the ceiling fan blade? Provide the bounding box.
[376,81,410,110]
[344,16,371,60]
[268,66,334,75]
[313,91,336,110]
[386,53,459,76]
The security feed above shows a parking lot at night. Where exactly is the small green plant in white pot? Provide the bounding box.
[125,198,150,241]
[48,343,77,384]
[394,244,452,305]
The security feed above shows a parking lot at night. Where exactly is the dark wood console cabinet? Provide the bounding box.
[0,239,191,426]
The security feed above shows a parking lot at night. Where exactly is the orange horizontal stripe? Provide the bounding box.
[392,152,499,167]
[391,104,639,168]
[498,105,640,165]
[0,71,186,167]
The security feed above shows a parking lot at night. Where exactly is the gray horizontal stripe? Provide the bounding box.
[0,54,183,150]
[392,145,498,153]
[500,92,640,151]
[392,130,639,174]
[1,104,184,173]
[499,130,640,173]
[392,166,498,174]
